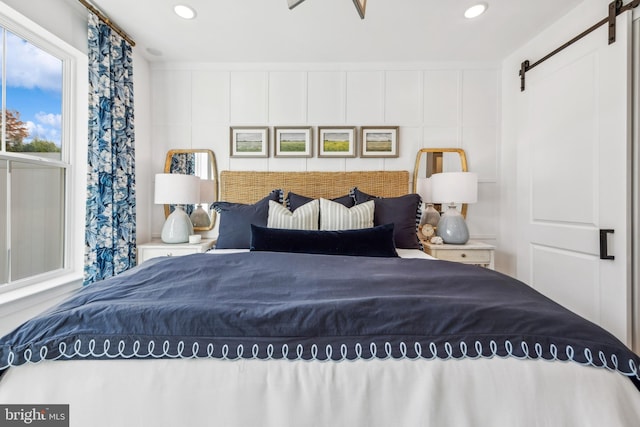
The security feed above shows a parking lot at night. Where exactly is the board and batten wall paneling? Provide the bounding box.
[346,71,384,124]
[462,69,500,241]
[462,69,499,183]
[268,72,309,173]
[192,71,230,125]
[308,72,346,123]
[269,72,307,123]
[385,71,423,125]
[230,71,269,124]
[147,63,500,263]
[424,70,459,128]
[229,72,269,172]
[152,70,192,126]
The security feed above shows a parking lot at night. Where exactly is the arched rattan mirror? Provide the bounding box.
[163,149,218,231]
[412,148,469,218]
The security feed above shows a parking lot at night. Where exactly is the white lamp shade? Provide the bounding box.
[199,179,216,203]
[431,172,478,204]
[154,173,200,205]
[415,177,433,203]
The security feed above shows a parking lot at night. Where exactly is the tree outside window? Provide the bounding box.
[4,109,60,153]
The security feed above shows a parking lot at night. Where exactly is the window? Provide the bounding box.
[0,4,87,292]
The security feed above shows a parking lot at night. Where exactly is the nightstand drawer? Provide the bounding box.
[139,247,199,262]
[431,249,492,264]
[137,239,216,264]
[421,240,495,270]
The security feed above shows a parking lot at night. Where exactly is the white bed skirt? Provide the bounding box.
[1,357,639,426]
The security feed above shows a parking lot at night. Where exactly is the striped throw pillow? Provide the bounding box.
[267,199,319,230]
[320,198,374,230]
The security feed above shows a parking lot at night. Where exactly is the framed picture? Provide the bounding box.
[360,126,399,158]
[230,127,269,158]
[317,126,357,158]
[274,126,313,158]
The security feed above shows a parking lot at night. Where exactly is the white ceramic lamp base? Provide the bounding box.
[436,205,469,245]
[161,206,194,243]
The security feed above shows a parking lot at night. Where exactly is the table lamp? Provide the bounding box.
[416,177,441,228]
[431,172,478,244]
[154,173,200,243]
[190,179,216,228]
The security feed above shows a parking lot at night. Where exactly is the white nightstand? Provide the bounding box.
[422,240,495,269]
[137,239,216,265]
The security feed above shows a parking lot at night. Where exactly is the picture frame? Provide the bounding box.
[274,126,313,158]
[360,126,399,158]
[317,126,357,158]
[230,127,269,158]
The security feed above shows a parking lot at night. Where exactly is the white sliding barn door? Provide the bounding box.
[517,14,632,344]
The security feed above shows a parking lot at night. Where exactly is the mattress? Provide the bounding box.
[1,357,639,427]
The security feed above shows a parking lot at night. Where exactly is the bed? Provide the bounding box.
[1,170,640,427]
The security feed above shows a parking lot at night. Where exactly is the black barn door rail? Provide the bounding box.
[519,0,639,92]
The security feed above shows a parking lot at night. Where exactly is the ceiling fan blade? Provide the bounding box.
[288,0,307,10]
[288,0,367,19]
[352,0,366,19]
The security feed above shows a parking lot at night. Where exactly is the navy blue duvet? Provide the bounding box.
[1,252,639,389]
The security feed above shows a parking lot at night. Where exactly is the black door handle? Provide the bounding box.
[600,229,614,260]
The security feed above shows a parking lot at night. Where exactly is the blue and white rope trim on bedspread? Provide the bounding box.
[3,252,640,393]
[2,339,639,382]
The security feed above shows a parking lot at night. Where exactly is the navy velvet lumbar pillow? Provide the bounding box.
[250,223,398,258]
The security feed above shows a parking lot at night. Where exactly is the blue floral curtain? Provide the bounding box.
[84,13,136,285]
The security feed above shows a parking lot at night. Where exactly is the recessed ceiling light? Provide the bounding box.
[464,3,488,19]
[174,4,197,20]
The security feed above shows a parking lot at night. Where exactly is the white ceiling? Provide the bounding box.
[84,0,584,63]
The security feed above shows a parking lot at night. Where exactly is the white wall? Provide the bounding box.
[1,0,87,54]
[134,51,153,243]
[147,62,502,261]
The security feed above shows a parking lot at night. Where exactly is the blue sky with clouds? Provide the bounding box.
[5,31,62,145]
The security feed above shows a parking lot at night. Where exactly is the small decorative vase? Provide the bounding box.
[189,204,211,227]
[420,203,441,228]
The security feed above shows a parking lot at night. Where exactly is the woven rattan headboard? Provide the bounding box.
[219,171,410,204]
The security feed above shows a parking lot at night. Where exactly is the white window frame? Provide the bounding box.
[0,3,87,299]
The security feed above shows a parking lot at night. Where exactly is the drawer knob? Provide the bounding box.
[167,252,173,257]
[461,253,467,258]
